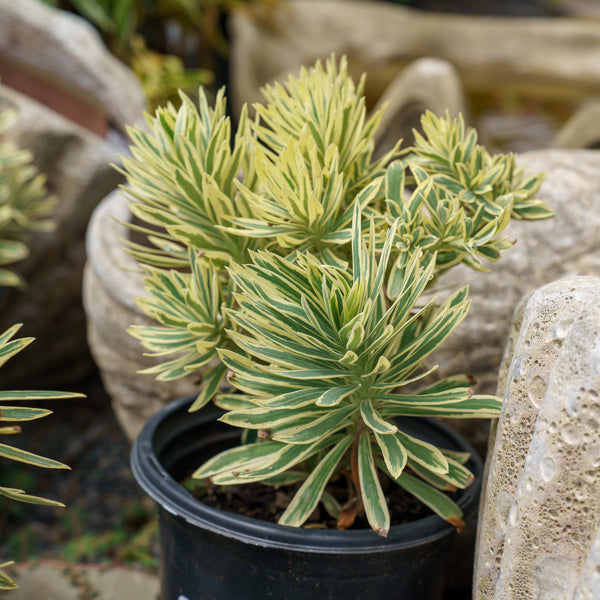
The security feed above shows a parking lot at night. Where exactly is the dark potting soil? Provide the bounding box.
[186,473,436,530]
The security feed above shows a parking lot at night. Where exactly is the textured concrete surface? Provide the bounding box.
[6,561,159,600]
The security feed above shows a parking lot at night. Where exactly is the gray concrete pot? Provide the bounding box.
[83,189,197,441]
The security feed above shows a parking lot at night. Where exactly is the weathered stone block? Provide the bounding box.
[474,276,600,600]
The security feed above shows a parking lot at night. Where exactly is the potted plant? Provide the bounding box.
[122,56,553,598]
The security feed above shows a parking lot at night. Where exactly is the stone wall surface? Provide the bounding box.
[474,276,600,600]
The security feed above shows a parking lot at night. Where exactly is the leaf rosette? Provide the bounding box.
[195,205,502,536]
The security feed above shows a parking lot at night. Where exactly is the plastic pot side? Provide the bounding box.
[131,397,482,600]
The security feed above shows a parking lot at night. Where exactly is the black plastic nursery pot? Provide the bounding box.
[131,397,483,600]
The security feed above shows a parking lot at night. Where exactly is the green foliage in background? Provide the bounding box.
[0,109,56,287]
[121,55,553,535]
[39,0,282,110]
[0,324,84,589]
[0,106,84,590]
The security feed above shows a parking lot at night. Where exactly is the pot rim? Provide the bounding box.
[131,396,482,555]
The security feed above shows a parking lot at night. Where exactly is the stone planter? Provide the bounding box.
[0,86,129,387]
[474,276,600,599]
[230,0,600,118]
[83,190,197,442]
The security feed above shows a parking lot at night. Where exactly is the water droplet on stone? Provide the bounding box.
[565,394,579,417]
[528,375,547,408]
[540,456,557,482]
[554,317,574,340]
[496,489,514,532]
[509,501,519,526]
[561,424,579,445]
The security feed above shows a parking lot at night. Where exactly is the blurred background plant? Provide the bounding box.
[0,109,57,288]
[0,106,84,590]
[38,0,285,110]
[0,326,84,590]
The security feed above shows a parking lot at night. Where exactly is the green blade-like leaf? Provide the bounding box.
[0,443,69,470]
[394,430,449,475]
[358,429,390,536]
[220,406,324,430]
[279,435,352,527]
[0,562,17,590]
[216,436,335,484]
[0,406,52,421]
[0,485,65,507]
[360,399,397,434]
[315,385,360,407]
[271,405,357,444]
[0,390,84,402]
[189,363,228,412]
[395,471,465,531]
[373,431,408,480]
[193,440,284,480]
[407,455,474,491]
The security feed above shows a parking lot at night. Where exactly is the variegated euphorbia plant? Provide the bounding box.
[194,204,503,535]
[120,56,554,535]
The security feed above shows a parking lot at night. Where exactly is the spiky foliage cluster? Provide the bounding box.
[195,206,501,535]
[384,112,550,290]
[121,56,553,534]
[0,109,56,287]
[0,324,84,589]
[409,112,552,222]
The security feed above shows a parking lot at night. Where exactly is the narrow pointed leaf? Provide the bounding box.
[0,443,69,469]
[358,429,390,536]
[360,399,397,434]
[373,431,408,480]
[279,435,352,527]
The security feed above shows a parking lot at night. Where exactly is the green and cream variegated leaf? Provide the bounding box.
[394,471,465,531]
[278,435,353,527]
[129,249,234,390]
[253,55,400,199]
[0,108,57,287]
[408,111,553,223]
[121,87,259,268]
[380,111,553,286]
[0,324,84,511]
[358,429,390,536]
[0,561,17,590]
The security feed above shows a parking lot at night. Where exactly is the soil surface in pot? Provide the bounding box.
[187,475,436,530]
